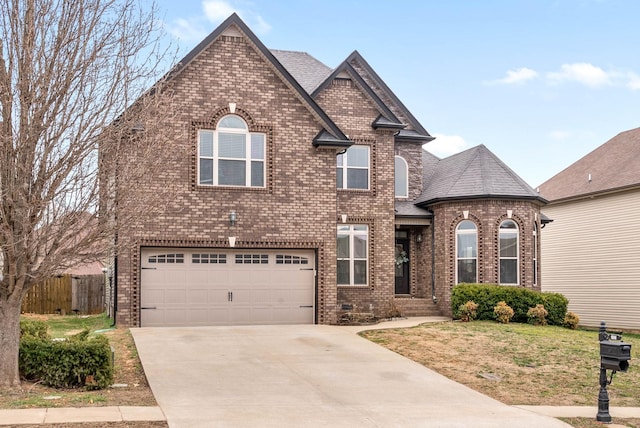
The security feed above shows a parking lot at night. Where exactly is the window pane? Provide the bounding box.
[353,260,367,284]
[395,157,407,197]
[218,115,247,129]
[218,133,246,158]
[218,160,246,186]
[500,220,517,230]
[251,134,264,159]
[336,167,343,188]
[353,235,367,258]
[500,259,518,284]
[337,260,350,284]
[458,220,476,230]
[500,234,517,257]
[347,169,368,189]
[457,234,477,258]
[199,131,213,157]
[353,225,367,231]
[347,146,369,167]
[457,260,477,283]
[251,161,264,187]
[337,235,349,258]
[336,153,344,167]
[199,159,213,184]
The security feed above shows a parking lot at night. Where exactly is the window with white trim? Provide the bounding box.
[456,220,477,283]
[533,222,538,285]
[337,225,368,285]
[337,146,369,190]
[499,220,519,285]
[198,115,265,187]
[394,156,408,198]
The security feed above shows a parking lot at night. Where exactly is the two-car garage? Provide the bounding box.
[139,248,316,327]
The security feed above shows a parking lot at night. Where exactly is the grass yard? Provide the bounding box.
[361,321,640,407]
[0,313,158,411]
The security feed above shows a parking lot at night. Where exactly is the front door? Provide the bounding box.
[395,237,410,294]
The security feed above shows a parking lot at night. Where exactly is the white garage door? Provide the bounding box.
[140,248,316,327]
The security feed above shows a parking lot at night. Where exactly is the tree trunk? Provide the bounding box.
[0,294,22,389]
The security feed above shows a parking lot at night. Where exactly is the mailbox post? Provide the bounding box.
[597,321,632,423]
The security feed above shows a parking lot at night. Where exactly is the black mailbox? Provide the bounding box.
[600,340,632,372]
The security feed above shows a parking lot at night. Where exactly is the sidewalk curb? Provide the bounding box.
[0,405,165,426]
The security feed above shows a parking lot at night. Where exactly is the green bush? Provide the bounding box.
[451,284,568,326]
[19,334,113,389]
[20,318,49,340]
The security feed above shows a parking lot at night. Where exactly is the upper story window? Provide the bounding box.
[337,225,368,286]
[337,145,369,190]
[456,220,477,284]
[394,156,408,198]
[198,115,265,187]
[499,220,519,285]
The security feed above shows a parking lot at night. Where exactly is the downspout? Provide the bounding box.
[430,210,437,303]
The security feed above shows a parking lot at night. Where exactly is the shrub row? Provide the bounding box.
[19,319,113,389]
[451,283,568,326]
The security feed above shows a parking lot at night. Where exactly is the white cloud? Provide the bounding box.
[546,63,612,87]
[487,67,538,85]
[423,134,470,158]
[165,0,271,44]
[627,72,640,90]
[202,0,238,23]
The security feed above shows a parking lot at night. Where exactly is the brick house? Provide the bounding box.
[104,14,547,327]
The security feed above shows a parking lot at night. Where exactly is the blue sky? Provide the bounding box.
[154,0,640,187]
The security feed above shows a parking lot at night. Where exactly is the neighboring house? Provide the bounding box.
[538,127,640,330]
[103,14,547,327]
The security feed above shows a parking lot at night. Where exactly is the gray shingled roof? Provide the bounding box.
[538,127,640,202]
[395,201,432,217]
[270,49,333,94]
[416,145,545,205]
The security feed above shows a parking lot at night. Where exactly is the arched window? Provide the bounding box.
[533,222,538,286]
[456,220,477,283]
[198,115,265,187]
[499,220,519,285]
[394,156,408,198]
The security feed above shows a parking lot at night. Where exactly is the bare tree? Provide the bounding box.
[0,0,176,389]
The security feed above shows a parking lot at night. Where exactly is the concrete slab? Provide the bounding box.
[132,322,572,427]
[0,408,46,425]
[120,405,166,421]
[44,406,123,423]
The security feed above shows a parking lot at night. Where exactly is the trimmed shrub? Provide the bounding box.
[527,304,548,326]
[494,301,514,323]
[451,284,568,325]
[564,311,580,329]
[458,301,478,322]
[20,318,49,340]
[19,334,113,389]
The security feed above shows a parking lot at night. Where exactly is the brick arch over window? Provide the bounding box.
[447,213,484,289]
[493,214,525,286]
[191,106,274,191]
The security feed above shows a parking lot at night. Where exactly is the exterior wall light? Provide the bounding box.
[229,211,237,226]
[416,234,423,243]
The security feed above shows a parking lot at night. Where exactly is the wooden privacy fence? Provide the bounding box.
[22,274,105,315]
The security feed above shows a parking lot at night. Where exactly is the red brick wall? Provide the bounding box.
[429,199,542,316]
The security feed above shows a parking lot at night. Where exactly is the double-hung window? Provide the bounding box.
[456,220,477,283]
[337,145,369,190]
[337,225,368,286]
[499,220,519,285]
[198,115,265,187]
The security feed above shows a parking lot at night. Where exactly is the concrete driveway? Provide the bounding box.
[131,323,571,428]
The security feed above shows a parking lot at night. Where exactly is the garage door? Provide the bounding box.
[140,248,316,327]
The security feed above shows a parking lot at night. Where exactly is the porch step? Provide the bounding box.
[393,298,442,317]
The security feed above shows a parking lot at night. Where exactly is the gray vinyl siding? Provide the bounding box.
[541,189,640,330]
